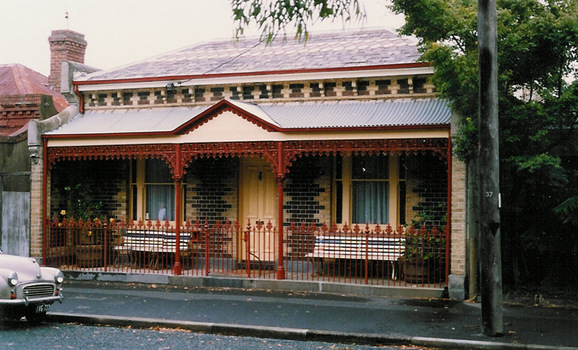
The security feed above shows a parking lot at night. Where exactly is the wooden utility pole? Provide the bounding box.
[478,0,503,336]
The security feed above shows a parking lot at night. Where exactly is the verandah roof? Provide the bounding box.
[45,98,451,137]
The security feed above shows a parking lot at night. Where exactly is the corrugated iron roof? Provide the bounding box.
[48,106,210,135]
[46,98,450,136]
[256,99,451,128]
[77,29,421,82]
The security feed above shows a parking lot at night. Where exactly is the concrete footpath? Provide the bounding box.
[47,276,577,350]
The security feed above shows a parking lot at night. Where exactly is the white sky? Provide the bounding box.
[0,0,404,77]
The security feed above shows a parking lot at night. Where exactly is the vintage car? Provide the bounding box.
[0,248,64,322]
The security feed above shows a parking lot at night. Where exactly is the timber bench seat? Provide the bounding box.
[307,234,406,278]
[120,230,198,252]
[114,229,200,268]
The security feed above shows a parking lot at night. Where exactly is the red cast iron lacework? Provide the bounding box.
[45,138,449,180]
[44,217,447,288]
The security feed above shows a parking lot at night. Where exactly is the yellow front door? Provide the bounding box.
[240,158,277,262]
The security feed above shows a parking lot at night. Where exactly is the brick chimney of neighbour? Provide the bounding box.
[48,30,87,92]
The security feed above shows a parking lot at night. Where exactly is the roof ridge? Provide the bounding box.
[202,41,262,76]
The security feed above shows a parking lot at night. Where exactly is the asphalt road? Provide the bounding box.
[45,280,578,349]
[0,321,413,350]
[54,281,465,337]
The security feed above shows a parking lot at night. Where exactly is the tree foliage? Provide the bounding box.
[398,0,578,286]
[231,0,365,42]
[397,0,578,286]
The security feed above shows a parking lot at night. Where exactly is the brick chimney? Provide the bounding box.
[48,30,87,92]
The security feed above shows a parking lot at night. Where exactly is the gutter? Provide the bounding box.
[42,124,451,140]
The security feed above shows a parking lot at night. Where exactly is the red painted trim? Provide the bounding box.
[74,85,84,114]
[276,141,286,280]
[171,99,284,134]
[42,139,48,266]
[173,144,182,275]
[72,63,431,87]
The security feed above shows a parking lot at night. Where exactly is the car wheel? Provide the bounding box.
[1,308,22,321]
[25,309,47,324]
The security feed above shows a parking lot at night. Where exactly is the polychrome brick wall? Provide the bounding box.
[283,156,330,226]
[405,154,448,229]
[186,158,238,225]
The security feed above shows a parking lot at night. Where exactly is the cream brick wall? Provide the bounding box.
[29,148,44,260]
[81,76,436,111]
[450,155,467,275]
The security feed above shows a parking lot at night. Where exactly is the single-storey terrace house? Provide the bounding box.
[29,28,467,298]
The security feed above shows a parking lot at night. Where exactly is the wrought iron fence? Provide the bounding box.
[44,218,447,288]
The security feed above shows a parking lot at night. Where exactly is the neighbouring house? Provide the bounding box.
[1,29,97,256]
[0,62,68,255]
[29,28,467,298]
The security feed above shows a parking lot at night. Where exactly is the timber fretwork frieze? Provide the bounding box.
[46,138,448,179]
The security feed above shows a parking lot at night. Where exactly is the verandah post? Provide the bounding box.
[173,144,183,276]
[204,221,210,276]
[276,141,286,279]
[173,180,182,275]
[103,218,108,272]
[364,225,370,285]
[245,221,251,277]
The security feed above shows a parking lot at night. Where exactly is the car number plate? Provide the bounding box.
[35,304,50,313]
